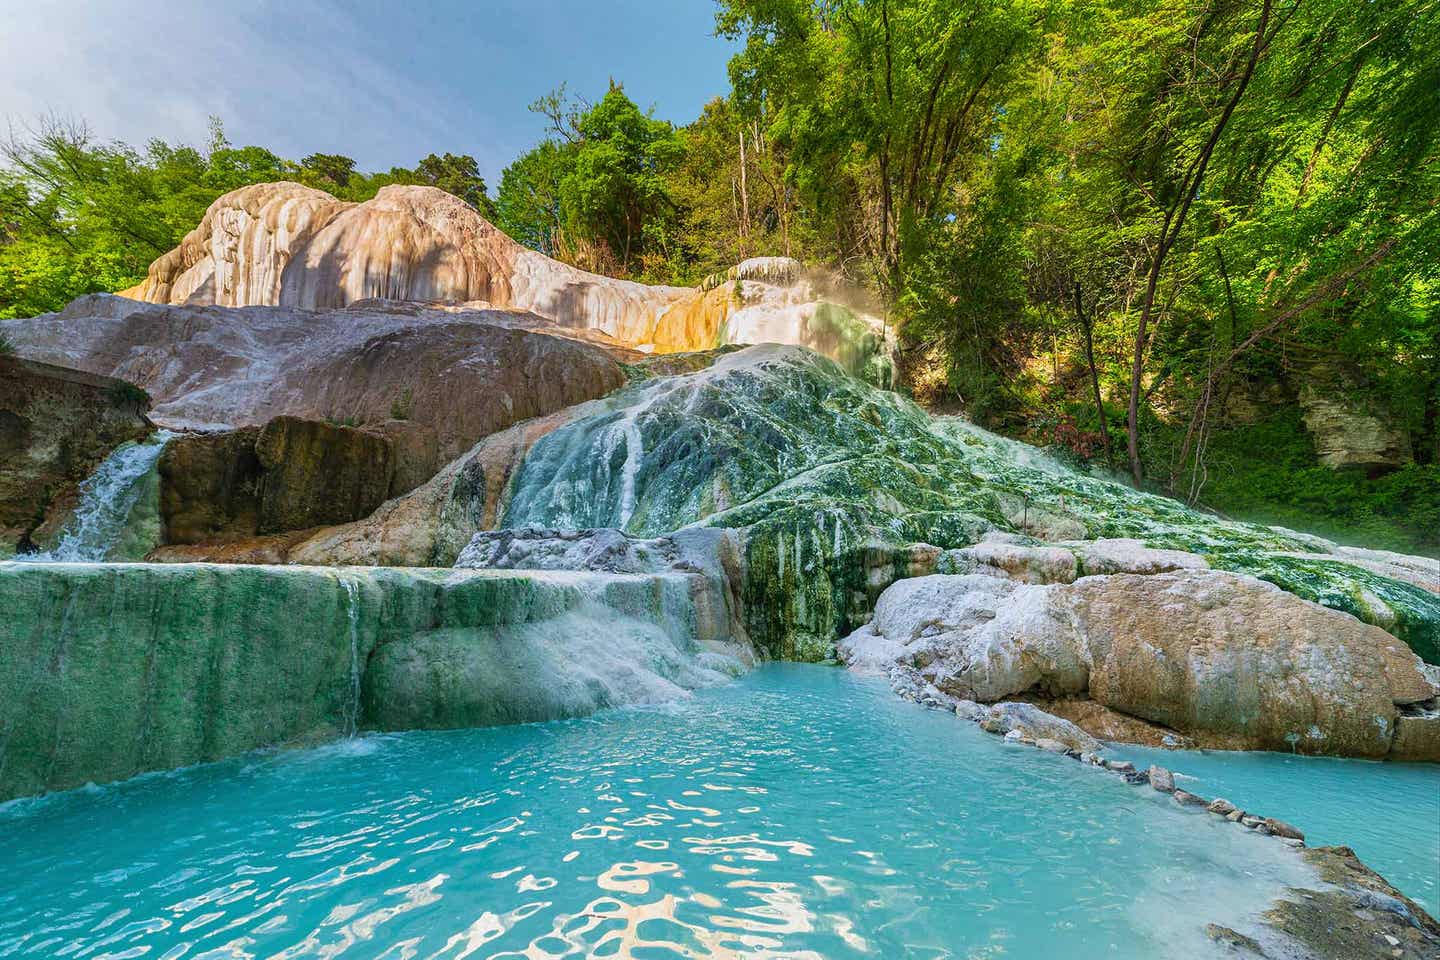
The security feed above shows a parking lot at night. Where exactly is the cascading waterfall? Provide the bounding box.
[340,577,362,737]
[19,430,175,562]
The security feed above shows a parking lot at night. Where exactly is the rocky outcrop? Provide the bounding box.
[157,427,263,543]
[254,417,392,532]
[157,417,394,546]
[0,560,752,801]
[5,296,630,489]
[1297,365,1411,472]
[840,570,1439,758]
[108,182,893,375]
[1265,846,1440,959]
[289,345,1440,666]
[0,357,152,556]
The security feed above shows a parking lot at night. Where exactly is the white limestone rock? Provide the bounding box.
[840,568,1437,759]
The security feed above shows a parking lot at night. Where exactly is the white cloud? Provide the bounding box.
[0,0,504,177]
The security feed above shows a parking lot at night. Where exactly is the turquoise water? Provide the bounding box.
[1113,744,1440,915]
[0,666,1340,959]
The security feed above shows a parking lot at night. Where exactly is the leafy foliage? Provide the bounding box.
[496,84,685,278]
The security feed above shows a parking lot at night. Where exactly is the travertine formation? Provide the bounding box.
[3,296,630,481]
[0,561,750,801]
[841,569,1439,758]
[116,182,893,371]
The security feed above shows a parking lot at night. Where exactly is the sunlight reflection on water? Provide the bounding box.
[0,665,1350,959]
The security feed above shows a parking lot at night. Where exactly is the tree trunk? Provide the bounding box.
[1076,283,1115,466]
[738,129,751,251]
[1125,0,1274,487]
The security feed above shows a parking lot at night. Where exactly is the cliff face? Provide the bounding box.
[0,357,153,556]
[115,182,892,372]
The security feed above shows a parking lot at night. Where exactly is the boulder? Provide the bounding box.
[839,568,1437,758]
[973,702,1102,753]
[1389,709,1440,762]
[158,427,263,544]
[1262,818,1304,841]
[0,357,152,555]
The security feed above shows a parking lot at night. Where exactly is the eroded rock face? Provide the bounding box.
[840,569,1438,759]
[109,183,893,375]
[0,357,152,555]
[157,417,394,546]
[5,296,630,489]
[1298,366,1411,472]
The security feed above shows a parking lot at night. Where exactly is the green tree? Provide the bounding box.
[495,83,686,278]
[298,153,356,189]
[413,152,495,216]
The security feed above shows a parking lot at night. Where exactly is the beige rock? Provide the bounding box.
[112,183,893,370]
[1066,538,1209,577]
[1148,765,1175,792]
[953,538,1078,584]
[1071,572,1432,757]
[840,568,1437,758]
[1389,711,1440,761]
[976,702,1102,753]
[1298,369,1410,471]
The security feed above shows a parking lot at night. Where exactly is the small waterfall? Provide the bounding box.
[340,577,362,737]
[20,430,175,563]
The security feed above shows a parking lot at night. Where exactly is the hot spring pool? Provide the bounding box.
[1112,743,1440,915]
[0,665,1425,958]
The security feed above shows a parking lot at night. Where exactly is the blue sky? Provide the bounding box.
[0,0,736,186]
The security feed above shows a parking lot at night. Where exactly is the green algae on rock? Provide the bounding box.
[0,561,749,801]
[479,345,1440,661]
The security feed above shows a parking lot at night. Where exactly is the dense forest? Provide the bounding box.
[2,0,1437,552]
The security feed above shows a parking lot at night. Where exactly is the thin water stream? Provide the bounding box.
[17,430,174,562]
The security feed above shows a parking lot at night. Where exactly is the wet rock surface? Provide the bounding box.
[0,357,152,556]
[0,561,751,801]
[157,417,393,546]
[1264,846,1440,959]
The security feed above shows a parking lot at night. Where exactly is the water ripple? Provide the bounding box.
[1,665,1418,959]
